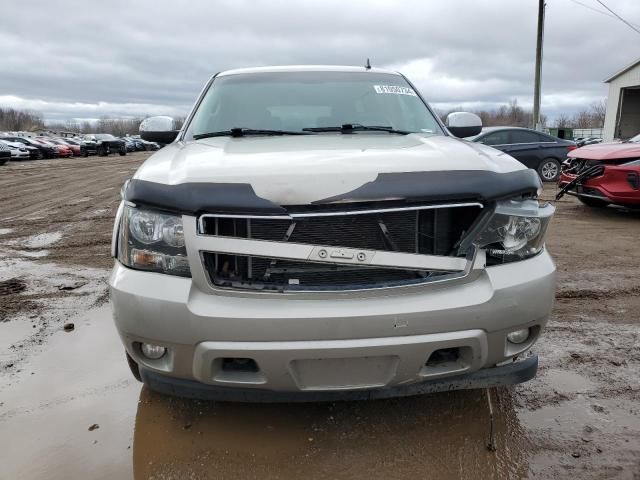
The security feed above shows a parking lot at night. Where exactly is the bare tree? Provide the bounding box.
[438,99,540,129]
[554,113,572,128]
[589,100,606,127]
[0,108,45,131]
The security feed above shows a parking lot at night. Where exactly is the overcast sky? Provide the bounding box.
[1,0,639,124]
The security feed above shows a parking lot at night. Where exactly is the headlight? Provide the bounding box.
[117,205,191,277]
[474,199,554,264]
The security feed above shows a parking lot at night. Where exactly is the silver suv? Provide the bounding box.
[110,66,555,401]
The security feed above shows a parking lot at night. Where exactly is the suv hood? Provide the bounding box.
[134,134,525,205]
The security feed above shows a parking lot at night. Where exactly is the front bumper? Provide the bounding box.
[110,249,555,398]
[140,354,538,402]
[559,167,640,206]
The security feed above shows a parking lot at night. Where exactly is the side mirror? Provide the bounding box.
[445,112,482,138]
[139,116,179,144]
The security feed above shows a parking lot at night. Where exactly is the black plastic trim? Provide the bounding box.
[125,169,540,216]
[139,355,538,403]
[314,170,541,205]
[125,179,286,215]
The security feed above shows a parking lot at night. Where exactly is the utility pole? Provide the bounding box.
[533,0,545,131]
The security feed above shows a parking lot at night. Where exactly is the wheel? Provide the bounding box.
[0,159,8,166]
[537,158,561,182]
[119,148,126,156]
[579,197,609,208]
[83,150,89,158]
[36,151,43,160]
[126,351,142,382]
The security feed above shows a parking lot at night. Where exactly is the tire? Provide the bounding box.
[579,197,609,208]
[126,351,142,382]
[0,159,8,166]
[119,147,126,156]
[537,158,561,182]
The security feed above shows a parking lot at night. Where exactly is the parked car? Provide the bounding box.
[0,136,42,159]
[0,140,10,165]
[17,143,41,159]
[61,138,84,156]
[129,138,146,151]
[466,127,577,182]
[32,138,63,157]
[0,140,31,159]
[79,138,99,156]
[88,134,126,156]
[575,137,603,147]
[35,137,73,157]
[111,65,556,402]
[0,135,56,158]
[557,133,640,208]
[48,138,81,157]
[121,138,137,152]
[140,139,160,151]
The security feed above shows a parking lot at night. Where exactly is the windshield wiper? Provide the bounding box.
[302,124,413,135]
[193,128,312,140]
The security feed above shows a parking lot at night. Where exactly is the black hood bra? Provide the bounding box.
[124,169,541,216]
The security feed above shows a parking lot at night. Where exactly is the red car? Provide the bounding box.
[51,138,81,156]
[557,134,640,208]
[36,137,73,158]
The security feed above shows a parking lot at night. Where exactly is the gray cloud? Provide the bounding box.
[1,0,638,122]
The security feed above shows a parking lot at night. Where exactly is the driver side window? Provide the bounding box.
[480,131,510,146]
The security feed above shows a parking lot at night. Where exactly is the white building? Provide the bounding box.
[603,58,640,141]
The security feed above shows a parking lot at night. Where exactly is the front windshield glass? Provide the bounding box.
[94,134,115,140]
[629,133,640,143]
[185,71,443,138]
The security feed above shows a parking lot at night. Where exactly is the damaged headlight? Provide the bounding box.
[117,205,191,277]
[474,199,554,264]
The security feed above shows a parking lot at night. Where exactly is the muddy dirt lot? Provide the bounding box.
[1,153,639,479]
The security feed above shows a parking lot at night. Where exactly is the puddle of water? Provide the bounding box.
[23,232,63,248]
[0,320,33,358]
[2,304,637,480]
[132,386,532,480]
[0,305,139,480]
[0,302,535,480]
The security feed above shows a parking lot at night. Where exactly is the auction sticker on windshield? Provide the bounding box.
[373,85,417,96]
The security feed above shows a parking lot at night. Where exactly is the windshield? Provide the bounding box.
[185,71,443,139]
[94,134,115,140]
[629,133,640,143]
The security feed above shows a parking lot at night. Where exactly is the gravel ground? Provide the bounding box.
[0,153,638,479]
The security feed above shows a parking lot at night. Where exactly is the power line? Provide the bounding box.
[568,0,616,18]
[568,0,640,29]
[594,0,640,35]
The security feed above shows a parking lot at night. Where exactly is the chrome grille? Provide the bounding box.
[199,203,481,291]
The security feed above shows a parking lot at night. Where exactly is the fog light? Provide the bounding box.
[140,343,166,359]
[507,328,530,345]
